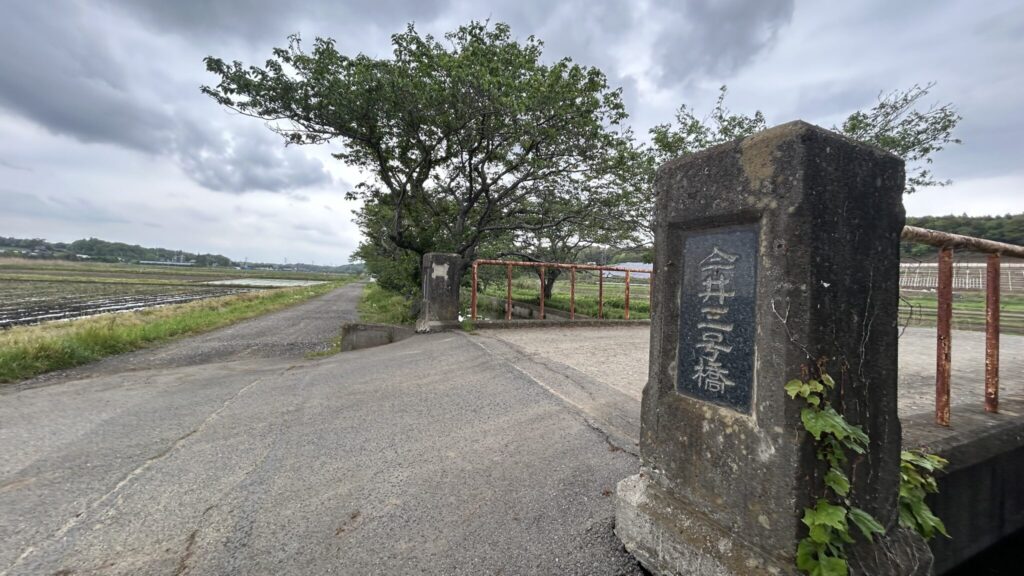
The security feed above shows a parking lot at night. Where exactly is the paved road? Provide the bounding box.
[4,282,366,395]
[0,286,642,575]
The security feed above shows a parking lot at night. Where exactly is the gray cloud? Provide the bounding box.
[0,1,332,194]
[103,0,453,45]
[1,189,130,224]
[652,0,794,87]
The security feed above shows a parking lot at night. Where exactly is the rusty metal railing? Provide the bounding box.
[470,259,653,321]
[901,225,1024,426]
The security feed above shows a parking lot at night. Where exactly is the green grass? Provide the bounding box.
[0,281,348,383]
[482,277,651,319]
[357,283,416,325]
[901,292,1024,314]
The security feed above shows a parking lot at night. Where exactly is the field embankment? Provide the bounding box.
[0,279,350,383]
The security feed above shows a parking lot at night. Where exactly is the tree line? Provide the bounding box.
[903,214,1024,258]
[202,21,965,300]
[0,236,234,267]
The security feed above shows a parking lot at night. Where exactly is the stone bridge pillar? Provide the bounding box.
[416,252,462,332]
[615,121,930,574]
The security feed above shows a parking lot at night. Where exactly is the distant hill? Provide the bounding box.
[0,236,364,273]
[0,236,235,266]
[903,213,1024,258]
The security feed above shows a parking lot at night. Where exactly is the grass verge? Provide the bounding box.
[358,283,415,325]
[0,281,348,383]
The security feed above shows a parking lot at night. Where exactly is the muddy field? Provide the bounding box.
[0,260,340,329]
[0,281,253,328]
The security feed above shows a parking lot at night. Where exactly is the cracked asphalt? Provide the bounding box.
[0,285,643,575]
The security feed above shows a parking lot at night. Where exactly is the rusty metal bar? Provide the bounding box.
[505,263,512,321]
[624,270,631,321]
[539,266,545,320]
[936,246,953,426]
[570,266,576,320]
[471,262,478,321]
[902,225,1024,257]
[649,270,654,312]
[598,272,604,319]
[986,254,1000,413]
[472,259,650,275]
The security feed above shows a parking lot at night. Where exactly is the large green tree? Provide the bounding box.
[203,22,636,292]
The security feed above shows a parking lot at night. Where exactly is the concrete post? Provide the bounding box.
[416,252,462,332]
[615,121,930,575]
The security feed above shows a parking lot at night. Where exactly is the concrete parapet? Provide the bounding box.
[616,121,927,575]
[417,252,463,332]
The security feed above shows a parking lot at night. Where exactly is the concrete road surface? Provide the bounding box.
[0,285,642,575]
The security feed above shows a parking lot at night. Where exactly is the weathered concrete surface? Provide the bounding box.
[0,294,643,575]
[480,324,1024,573]
[337,322,415,352]
[478,325,1024,434]
[615,121,922,575]
[417,252,463,332]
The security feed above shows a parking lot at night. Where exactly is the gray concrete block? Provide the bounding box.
[617,121,929,575]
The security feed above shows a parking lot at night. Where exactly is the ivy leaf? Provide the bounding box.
[796,538,820,572]
[805,499,848,531]
[825,467,850,497]
[813,555,849,576]
[786,379,806,399]
[821,373,836,389]
[801,408,827,440]
[848,507,885,540]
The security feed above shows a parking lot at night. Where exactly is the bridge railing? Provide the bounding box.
[470,259,653,321]
[901,225,1024,426]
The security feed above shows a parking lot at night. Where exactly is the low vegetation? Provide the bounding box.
[357,283,416,325]
[480,275,651,320]
[0,281,347,383]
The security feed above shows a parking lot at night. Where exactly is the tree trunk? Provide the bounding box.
[542,269,561,299]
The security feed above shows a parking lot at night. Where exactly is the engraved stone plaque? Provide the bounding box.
[676,225,758,413]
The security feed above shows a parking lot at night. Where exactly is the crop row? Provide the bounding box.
[0,280,253,328]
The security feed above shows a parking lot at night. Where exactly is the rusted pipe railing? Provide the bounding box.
[470,259,651,322]
[900,225,1021,425]
[935,247,953,426]
[986,254,1000,413]
[539,266,545,320]
[505,263,513,321]
[624,271,631,320]
[570,267,576,320]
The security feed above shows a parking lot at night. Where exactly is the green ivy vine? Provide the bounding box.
[786,364,949,576]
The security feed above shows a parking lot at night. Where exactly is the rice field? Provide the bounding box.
[0,259,338,329]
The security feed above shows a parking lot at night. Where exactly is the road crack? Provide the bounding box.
[1,376,268,576]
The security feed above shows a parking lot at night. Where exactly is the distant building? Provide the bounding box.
[603,261,652,279]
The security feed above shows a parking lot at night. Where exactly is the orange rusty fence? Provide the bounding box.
[470,259,653,321]
[901,225,1024,426]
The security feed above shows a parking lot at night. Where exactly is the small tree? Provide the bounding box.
[632,84,962,246]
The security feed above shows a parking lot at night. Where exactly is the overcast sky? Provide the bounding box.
[1,0,1021,264]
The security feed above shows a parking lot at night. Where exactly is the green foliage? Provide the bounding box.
[902,213,1024,258]
[899,450,950,539]
[649,86,767,165]
[787,367,949,575]
[638,84,962,247]
[837,83,961,193]
[357,283,416,325]
[204,21,638,282]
